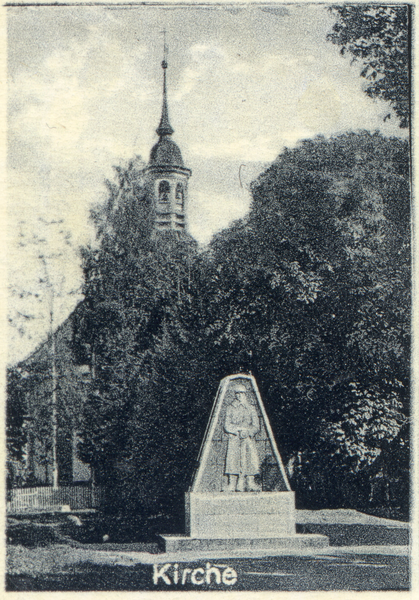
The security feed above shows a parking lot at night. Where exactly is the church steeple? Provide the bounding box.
[145,36,192,234]
[156,46,174,138]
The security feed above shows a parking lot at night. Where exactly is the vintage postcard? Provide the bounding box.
[3,1,415,595]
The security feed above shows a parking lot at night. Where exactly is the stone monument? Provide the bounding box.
[159,373,328,554]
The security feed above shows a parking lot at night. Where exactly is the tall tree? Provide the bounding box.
[7,220,82,487]
[76,158,200,512]
[328,5,410,128]
[201,132,410,511]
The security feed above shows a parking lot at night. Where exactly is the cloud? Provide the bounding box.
[174,44,226,101]
[190,136,279,162]
[9,34,150,165]
[297,76,342,131]
[8,33,153,252]
[259,7,290,18]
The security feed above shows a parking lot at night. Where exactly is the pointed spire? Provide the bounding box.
[156,32,174,137]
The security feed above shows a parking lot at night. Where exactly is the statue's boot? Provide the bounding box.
[236,476,245,492]
[226,475,237,492]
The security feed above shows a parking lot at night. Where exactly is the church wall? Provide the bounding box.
[9,307,92,487]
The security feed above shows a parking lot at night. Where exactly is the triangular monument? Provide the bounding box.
[159,374,328,555]
[192,373,291,494]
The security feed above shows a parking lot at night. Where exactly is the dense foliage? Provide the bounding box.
[76,133,410,520]
[199,132,410,513]
[75,159,203,514]
[328,5,410,128]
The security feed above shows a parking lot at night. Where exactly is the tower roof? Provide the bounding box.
[149,136,184,167]
[149,45,186,168]
[156,58,174,137]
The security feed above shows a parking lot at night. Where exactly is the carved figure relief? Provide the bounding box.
[224,383,260,492]
[190,374,291,494]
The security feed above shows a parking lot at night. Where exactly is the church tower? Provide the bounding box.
[144,43,191,233]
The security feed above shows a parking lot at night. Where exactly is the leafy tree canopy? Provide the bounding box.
[75,133,410,517]
[203,132,409,496]
[328,5,410,128]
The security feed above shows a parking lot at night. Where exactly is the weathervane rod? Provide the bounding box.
[156,29,174,137]
[161,29,168,67]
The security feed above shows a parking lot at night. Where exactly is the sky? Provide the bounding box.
[7,3,407,364]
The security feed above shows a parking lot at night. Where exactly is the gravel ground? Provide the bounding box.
[6,509,411,591]
[6,544,409,591]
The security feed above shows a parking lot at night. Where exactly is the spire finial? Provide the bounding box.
[156,30,174,137]
[162,29,168,69]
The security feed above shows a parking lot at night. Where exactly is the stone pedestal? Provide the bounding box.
[186,491,295,538]
[159,532,329,554]
[158,490,329,555]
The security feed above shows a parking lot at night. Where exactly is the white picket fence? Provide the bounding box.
[7,486,102,514]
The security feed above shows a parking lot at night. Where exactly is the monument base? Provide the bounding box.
[161,491,330,557]
[186,491,296,538]
[159,533,329,554]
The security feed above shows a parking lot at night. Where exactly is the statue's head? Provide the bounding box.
[233,383,248,403]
